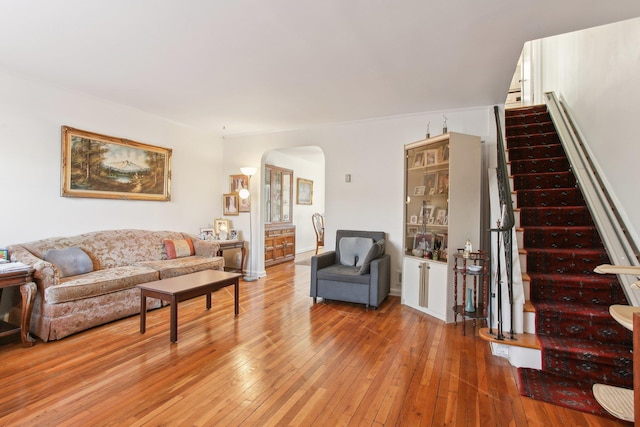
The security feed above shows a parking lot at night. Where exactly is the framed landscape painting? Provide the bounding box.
[61,126,172,201]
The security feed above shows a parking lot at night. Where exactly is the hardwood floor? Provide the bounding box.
[0,252,629,426]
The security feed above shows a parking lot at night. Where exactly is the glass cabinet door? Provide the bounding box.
[265,164,293,224]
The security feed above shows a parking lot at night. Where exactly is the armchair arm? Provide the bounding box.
[310,251,336,298]
[368,254,391,307]
[8,245,60,292]
[192,239,221,258]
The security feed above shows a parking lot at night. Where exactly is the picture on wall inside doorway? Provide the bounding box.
[61,126,172,201]
[297,178,313,205]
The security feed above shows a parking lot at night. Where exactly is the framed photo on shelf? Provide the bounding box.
[437,171,449,194]
[214,218,231,236]
[222,193,239,215]
[0,249,8,261]
[424,173,437,195]
[407,227,418,236]
[412,151,426,168]
[421,204,434,221]
[438,144,450,163]
[425,149,438,166]
[409,215,418,224]
[414,233,434,252]
[414,185,425,196]
[199,228,215,240]
[434,208,447,225]
[229,229,239,240]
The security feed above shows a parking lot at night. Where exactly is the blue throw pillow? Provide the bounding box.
[45,247,94,278]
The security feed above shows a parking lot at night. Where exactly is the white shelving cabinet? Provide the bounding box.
[401,132,482,322]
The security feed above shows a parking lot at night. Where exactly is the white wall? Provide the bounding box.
[0,70,223,247]
[224,108,495,293]
[539,16,640,246]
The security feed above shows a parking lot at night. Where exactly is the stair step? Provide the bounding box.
[506,132,561,149]
[518,206,594,226]
[516,188,584,207]
[512,171,576,190]
[509,156,570,174]
[505,105,548,116]
[529,273,625,306]
[521,225,602,249]
[479,327,541,350]
[535,302,632,345]
[507,143,565,160]
[526,247,610,275]
[506,121,557,137]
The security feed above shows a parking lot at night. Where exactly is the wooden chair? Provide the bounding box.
[312,213,324,255]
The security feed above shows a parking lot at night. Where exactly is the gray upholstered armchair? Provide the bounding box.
[310,230,390,309]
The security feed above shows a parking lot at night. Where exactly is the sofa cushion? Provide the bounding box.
[358,239,385,275]
[44,247,94,278]
[164,238,195,259]
[317,264,371,284]
[338,237,374,267]
[45,265,159,304]
[136,256,224,279]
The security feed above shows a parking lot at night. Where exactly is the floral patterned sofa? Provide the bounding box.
[7,229,223,341]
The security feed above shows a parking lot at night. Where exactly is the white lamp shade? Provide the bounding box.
[240,166,257,177]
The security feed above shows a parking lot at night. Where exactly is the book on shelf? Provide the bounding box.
[0,261,30,273]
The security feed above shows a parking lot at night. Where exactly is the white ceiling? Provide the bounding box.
[1,1,639,136]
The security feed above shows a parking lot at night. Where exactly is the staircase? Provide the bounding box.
[504,105,633,416]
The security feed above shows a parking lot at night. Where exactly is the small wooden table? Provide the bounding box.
[137,269,241,343]
[217,240,246,275]
[0,268,36,346]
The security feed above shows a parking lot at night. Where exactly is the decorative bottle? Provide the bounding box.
[465,288,475,312]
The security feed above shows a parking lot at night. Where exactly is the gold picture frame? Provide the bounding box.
[214,218,231,235]
[223,193,239,215]
[230,174,250,212]
[61,126,172,201]
[296,178,313,205]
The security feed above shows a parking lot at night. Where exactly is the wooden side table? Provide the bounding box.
[217,240,246,275]
[0,268,36,346]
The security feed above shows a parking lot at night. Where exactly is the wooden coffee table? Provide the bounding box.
[137,269,242,343]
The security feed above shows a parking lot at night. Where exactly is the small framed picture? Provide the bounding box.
[0,249,8,261]
[199,228,216,240]
[414,233,434,252]
[214,218,231,236]
[434,208,447,225]
[229,174,249,193]
[422,204,434,220]
[424,173,437,195]
[229,229,239,240]
[414,185,425,196]
[408,227,418,236]
[223,193,239,215]
[438,144,450,163]
[412,151,425,168]
[437,171,449,194]
[426,149,438,166]
[409,215,418,224]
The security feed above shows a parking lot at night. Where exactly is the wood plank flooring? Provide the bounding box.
[0,252,629,426]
